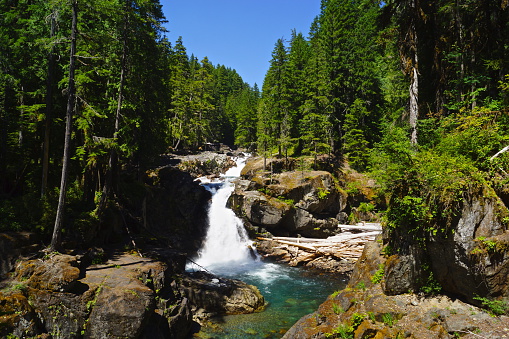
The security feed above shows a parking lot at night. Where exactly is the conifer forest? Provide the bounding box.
[1,0,509,250]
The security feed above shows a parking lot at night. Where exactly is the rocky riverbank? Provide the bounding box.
[0,248,265,338]
[228,155,509,338]
[4,151,507,338]
[283,241,509,338]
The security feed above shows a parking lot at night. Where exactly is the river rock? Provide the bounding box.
[2,252,198,339]
[382,244,425,295]
[237,191,293,229]
[16,254,81,292]
[179,271,265,322]
[166,151,237,178]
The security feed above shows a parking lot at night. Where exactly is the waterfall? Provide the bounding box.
[194,155,256,269]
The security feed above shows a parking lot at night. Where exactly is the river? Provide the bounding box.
[187,155,347,338]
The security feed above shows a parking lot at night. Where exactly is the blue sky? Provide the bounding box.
[159,0,322,87]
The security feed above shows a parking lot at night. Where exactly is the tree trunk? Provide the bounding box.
[50,0,77,251]
[409,10,419,146]
[409,64,418,145]
[41,12,56,198]
[98,8,128,215]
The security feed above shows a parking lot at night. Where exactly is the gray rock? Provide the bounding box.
[179,271,265,320]
[240,191,293,228]
[231,165,344,238]
[427,192,509,302]
[383,245,424,295]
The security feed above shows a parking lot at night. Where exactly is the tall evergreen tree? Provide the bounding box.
[259,38,291,157]
[51,0,78,251]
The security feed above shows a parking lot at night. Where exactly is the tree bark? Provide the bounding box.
[50,0,77,251]
[409,64,418,145]
[408,5,419,146]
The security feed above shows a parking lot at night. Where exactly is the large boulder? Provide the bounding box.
[0,292,41,338]
[3,253,193,339]
[231,165,345,238]
[169,151,237,178]
[427,192,509,303]
[235,191,293,229]
[381,187,509,303]
[16,254,81,292]
[179,271,265,322]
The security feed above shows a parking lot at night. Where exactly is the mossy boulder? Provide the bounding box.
[0,291,41,338]
[4,252,197,339]
[16,254,81,292]
[426,190,509,303]
[179,271,265,321]
[231,165,343,238]
[0,232,40,279]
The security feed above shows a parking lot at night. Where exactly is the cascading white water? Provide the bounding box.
[194,155,256,269]
[189,155,347,338]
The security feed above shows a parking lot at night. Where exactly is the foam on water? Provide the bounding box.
[193,154,256,269]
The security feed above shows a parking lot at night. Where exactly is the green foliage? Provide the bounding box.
[276,196,295,206]
[332,303,344,315]
[343,99,371,171]
[257,187,271,195]
[330,290,341,298]
[357,202,375,213]
[473,296,509,316]
[355,281,366,291]
[381,312,396,327]
[350,312,367,328]
[420,267,442,295]
[472,237,498,255]
[326,324,354,338]
[371,264,385,284]
[317,187,330,200]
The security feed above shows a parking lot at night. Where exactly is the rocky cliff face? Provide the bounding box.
[381,186,509,305]
[143,165,211,252]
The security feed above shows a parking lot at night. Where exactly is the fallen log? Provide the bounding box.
[258,238,318,252]
[337,224,382,232]
[326,231,380,242]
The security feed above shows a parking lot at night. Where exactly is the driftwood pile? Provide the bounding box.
[257,223,382,262]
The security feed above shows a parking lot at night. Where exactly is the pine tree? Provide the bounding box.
[259,38,291,156]
[51,0,78,251]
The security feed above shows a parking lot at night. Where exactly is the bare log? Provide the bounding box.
[490,145,509,160]
[337,224,382,232]
[258,238,318,252]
